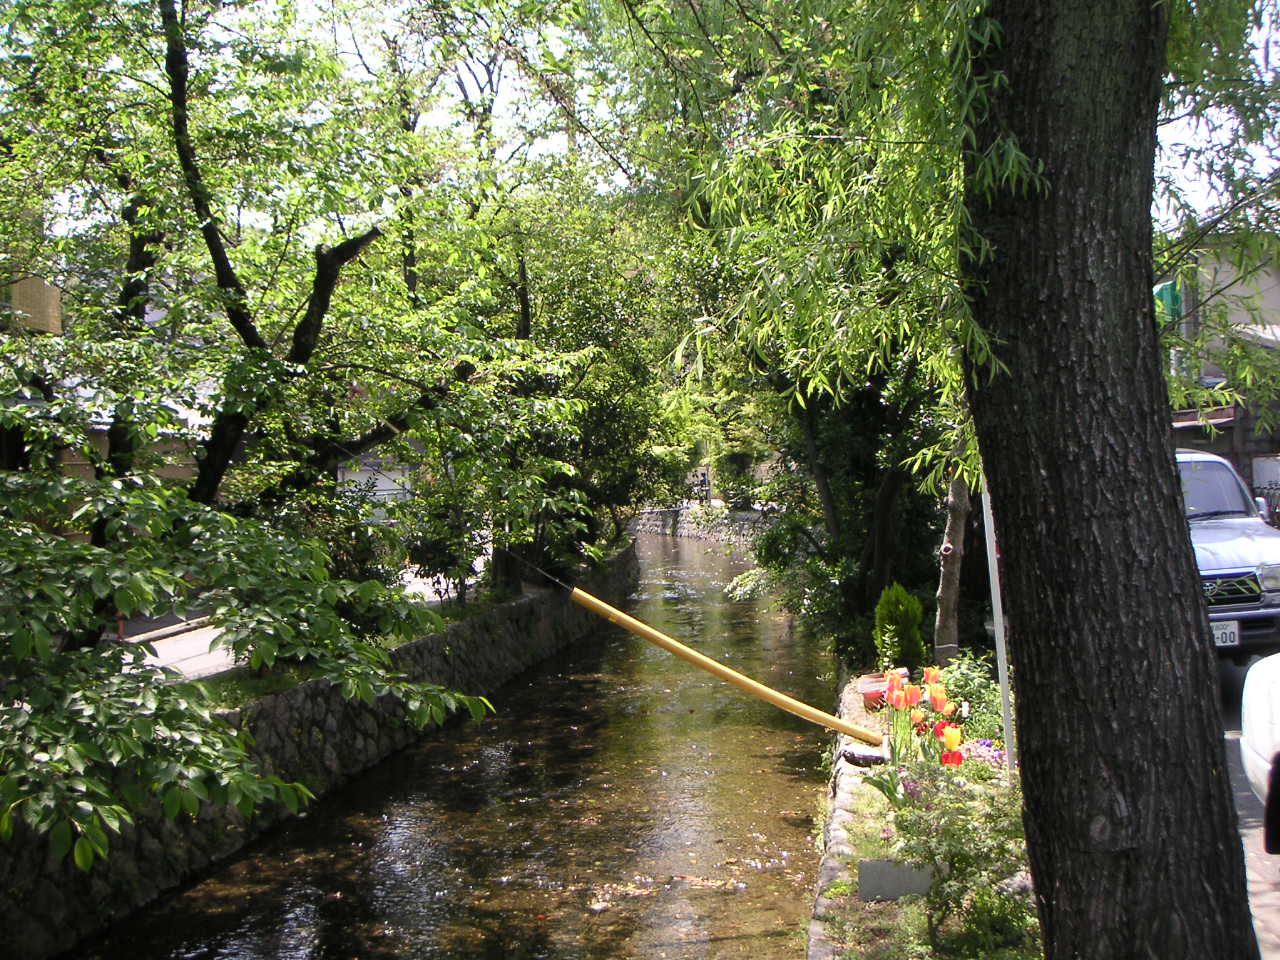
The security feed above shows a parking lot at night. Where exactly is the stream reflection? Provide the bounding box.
[82,534,831,959]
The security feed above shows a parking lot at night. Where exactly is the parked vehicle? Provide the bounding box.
[1240,653,1280,852]
[1178,449,1280,660]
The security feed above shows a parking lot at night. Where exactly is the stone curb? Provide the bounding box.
[125,615,212,645]
[808,669,887,960]
[630,505,770,545]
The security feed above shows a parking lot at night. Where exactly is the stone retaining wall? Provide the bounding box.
[1,545,639,960]
[630,505,770,544]
[808,672,883,960]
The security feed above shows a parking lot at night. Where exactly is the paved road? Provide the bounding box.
[141,622,230,679]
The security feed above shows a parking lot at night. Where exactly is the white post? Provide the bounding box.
[981,481,1016,776]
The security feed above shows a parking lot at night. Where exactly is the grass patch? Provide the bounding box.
[823,877,856,899]
[840,780,896,863]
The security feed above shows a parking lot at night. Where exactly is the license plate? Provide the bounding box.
[1213,620,1241,648]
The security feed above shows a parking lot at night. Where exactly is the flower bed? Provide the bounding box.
[815,659,1041,959]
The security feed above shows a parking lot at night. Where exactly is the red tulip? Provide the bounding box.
[941,750,963,766]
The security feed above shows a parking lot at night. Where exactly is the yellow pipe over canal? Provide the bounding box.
[569,587,885,747]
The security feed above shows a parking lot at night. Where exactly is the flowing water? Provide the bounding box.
[83,534,832,960]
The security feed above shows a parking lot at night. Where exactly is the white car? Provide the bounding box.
[1240,653,1280,851]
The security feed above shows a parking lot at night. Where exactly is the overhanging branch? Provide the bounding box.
[248,361,476,512]
[288,227,384,365]
[159,0,266,352]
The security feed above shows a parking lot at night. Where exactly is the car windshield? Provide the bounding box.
[1179,459,1254,519]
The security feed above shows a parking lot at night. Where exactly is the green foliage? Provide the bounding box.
[822,877,855,899]
[0,638,316,871]
[891,765,1037,954]
[824,778,1040,960]
[875,583,926,672]
[274,485,408,590]
[0,0,691,875]
[0,471,491,869]
[712,449,758,511]
[194,663,325,711]
[943,651,1009,746]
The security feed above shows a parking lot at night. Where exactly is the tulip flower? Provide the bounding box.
[942,724,963,751]
[904,684,923,707]
[942,701,958,717]
[928,684,948,712]
[888,688,907,710]
[933,721,948,740]
[886,670,904,693]
[910,708,926,725]
[941,750,963,767]
[923,666,942,684]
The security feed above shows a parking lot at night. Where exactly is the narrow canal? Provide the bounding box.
[83,534,833,960]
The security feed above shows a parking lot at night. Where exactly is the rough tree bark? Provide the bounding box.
[961,2,1258,957]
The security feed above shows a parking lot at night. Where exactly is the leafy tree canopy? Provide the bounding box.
[0,0,685,870]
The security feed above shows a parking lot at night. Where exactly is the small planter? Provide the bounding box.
[856,668,907,711]
[857,672,888,710]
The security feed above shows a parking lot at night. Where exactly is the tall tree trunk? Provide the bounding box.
[961,3,1257,957]
[932,470,968,665]
[515,254,532,340]
[489,258,534,596]
[856,465,907,611]
[801,401,842,543]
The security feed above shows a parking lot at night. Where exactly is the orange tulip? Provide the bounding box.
[886,670,904,693]
[910,708,926,725]
[904,684,923,707]
[923,666,942,684]
[888,688,907,710]
[942,701,957,717]
[928,684,948,712]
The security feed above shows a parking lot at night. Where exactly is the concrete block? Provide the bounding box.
[857,858,933,901]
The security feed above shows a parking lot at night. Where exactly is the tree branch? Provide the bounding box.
[1156,167,1280,280]
[287,227,383,365]
[248,361,476,513]
[159,0,266,351]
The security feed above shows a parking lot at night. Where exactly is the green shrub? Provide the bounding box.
[713,450,758,510]
[964,882,1040,955]
[944,650,1011,746]
[891,763,1038,954]
[875,582,926,671]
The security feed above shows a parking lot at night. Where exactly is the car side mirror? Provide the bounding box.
[1267,751,1280,854]
[1257,497,1271,522]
